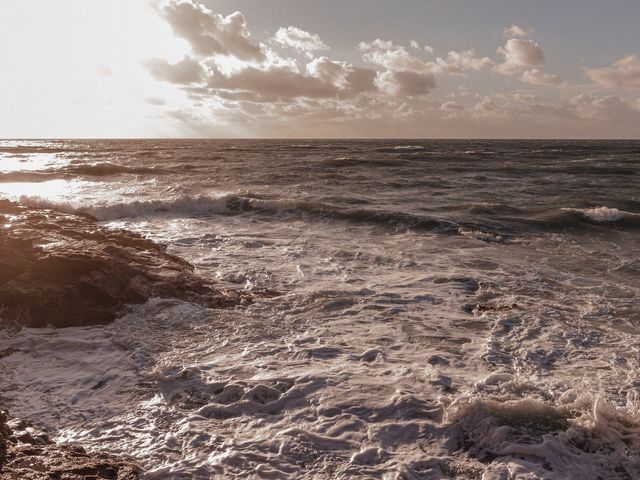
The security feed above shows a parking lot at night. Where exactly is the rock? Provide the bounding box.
[0,409,141,479]
[0,200,254,328]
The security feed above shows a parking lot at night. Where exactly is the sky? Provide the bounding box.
[1,0,639,138]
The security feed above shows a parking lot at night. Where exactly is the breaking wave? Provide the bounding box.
[16,193,640,240]
[557,206,640,228]
[16,193,462,234]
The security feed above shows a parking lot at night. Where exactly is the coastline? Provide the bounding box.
[0,199,259,477]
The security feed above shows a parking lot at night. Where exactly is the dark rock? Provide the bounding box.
[0,409,140,479]
[0,200,255,328]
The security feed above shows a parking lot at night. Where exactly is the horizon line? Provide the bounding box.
[2,137,639,141]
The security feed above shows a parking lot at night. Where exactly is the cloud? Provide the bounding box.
[378,70,435,96]
[496,38,545,75]
[359,39,431,73]
[520,68,564,86]
[144,1,639,138]
[205,65,340,101]
[169,89,640,138]
[149,2,384,102]
[469,92,640,126]
[359,39,436,96]
[159,0,265,61]
[504,24,534,38]
[274,26,329,53]
[585,55,640,90]
[432,50,494,74]
[360,40,491,77]
[569,93,640,122]
[306,56,377,93]
[410,40,434,53]
[145,96,167,106]
[185,58,378,102]
[440,101,464,112]
[145,56,204,84]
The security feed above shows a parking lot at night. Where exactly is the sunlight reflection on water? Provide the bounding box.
[0,180,96,203]
[0,152,68,173]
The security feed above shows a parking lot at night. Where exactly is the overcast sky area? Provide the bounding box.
[1,0,640,138]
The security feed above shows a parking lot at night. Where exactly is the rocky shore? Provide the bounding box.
[0,409,140,479]
[0,199,252,329]
[0,199,267,477]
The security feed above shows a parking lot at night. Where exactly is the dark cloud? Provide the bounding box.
[379,70,436,96]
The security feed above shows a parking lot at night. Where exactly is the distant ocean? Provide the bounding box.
[1,139,640,479]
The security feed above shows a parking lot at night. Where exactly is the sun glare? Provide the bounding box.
[0,1,189,138]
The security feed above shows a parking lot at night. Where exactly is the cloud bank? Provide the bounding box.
[586,55,640,90]
[144,0,639,138]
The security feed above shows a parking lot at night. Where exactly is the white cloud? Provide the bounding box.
[159,0,265,61]
[569,93,640,122]
[360,40,491,77]
[432,50,494,74]
[410,40,434,53]
[504,24,534,38]
[306,56,377,93]
[274,26,329,53]
[520,68,564,86]
[585,55,640,90]
[496,38,545,75]
[358,40,436,96]
[143,1,639,138]
[359,39,431,73]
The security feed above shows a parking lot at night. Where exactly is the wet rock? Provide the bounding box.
[0,200,253,328]
[0,409,141,479]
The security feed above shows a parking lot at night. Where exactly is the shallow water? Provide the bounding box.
[1,139,640,479]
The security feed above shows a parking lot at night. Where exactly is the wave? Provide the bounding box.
[466,204,640,231]
[63,162,164,176]
[0,163,164,182]
[558,206,640,227]
[14,193,640,239]
[16,193,463,234]
[573,206,627,222]
[392,145,425,151]
[373,145,427,154]
[17,194,232,220]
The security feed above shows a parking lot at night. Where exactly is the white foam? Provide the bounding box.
[392,145,425,150]
[17,193,235,220]
[581,206,627,222]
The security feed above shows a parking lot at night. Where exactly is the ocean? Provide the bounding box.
[1,139,639,479]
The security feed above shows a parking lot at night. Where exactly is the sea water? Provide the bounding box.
[1,139,639,479]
